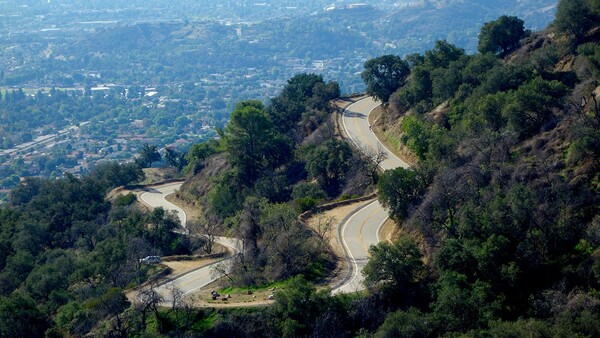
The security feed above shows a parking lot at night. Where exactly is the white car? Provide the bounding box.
[139,256,161,264]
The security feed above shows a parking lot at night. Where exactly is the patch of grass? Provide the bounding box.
[305,261,326,280]
[219,279,291,294]
[191,310,219,331]
[337,194,359,201]
[384,130,402,150]
[142,308,218,334]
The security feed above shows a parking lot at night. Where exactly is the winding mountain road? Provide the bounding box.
[139,183,241,302]
[139,96,408,299]
[333,96,409,294]
[139,182,187,229]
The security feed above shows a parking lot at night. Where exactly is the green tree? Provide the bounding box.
[503,77,568,138]
[268,74,335,137]
[164,148,187,171]
[478,16,526,55]
[136,143,161,168]
[86,161,144,190]
[260,203,317,280]
[554,0,594,40]
[363,237,425,291]
[432,272,500,332]
[273,275,327,338]
[400,115,430,160]
[224,100,291,183]
[423,40,465,69]
[209,171,245,219]
[374,308,434,338]
[0,292,49,337]
[304,139,352,194]
[184,139,220,174]
[378,167,424,221]
[362,55,410,103]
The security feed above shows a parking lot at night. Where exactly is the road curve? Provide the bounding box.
[155,236,242,302]
[140,182,187,230]
[141,96,406,298]
[139,183,241,302]
[333,97,409,294]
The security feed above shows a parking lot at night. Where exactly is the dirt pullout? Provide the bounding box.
[188,285,276,308]
[163,260,210,276]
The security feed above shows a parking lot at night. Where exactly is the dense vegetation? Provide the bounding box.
[0,162,209,337]
[2,1,600,336]
[181,73,384,287]
[179,1,600,337]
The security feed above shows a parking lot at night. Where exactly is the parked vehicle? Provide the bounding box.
[139,255,161,264]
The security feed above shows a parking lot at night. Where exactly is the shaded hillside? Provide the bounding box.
[195,2,600,337]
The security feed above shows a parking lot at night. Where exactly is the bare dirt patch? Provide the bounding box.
[162,257,220,276]
[379,218,401,243]
[190,293,274,308]
[140,167,181,185]
[369,105,419,166]
[164,193,202,222]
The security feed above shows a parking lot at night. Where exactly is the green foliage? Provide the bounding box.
[0,161,195,335]
[363,237,425,291]
[55,301,93,336]
[388,41,466,114]
[432,272,500,332]
[400,115,430,160]
[478,16,526,55]
[0,291,49,337]
[373,308,434,338]
[303,139,352,195]
[377,167,424,221]
[210,171,246,219]
[136,143,162,168]
[291,182,327,200]
[273,275,328,338]
[184,139,220,174]
[222,195,328,285]
[225,100,292,184]
[86,161,145,190]
[362,55,410,103]
[291,182,326,213]
[423,40,465,69]
[577,42,600,77]
[554,0,596,39]
[268,74,338,138]
[486,318,555,337]
[114,193,137,206]
[164,147,188,171]
[503,77,568,138]
[295,197,318,213]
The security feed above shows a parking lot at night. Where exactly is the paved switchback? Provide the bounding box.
[333,97,409,294]
[139,183,241,303]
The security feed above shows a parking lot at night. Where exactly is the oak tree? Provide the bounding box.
[362,55,410,104]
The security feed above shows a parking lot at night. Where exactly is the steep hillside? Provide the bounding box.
[362,3,600,335]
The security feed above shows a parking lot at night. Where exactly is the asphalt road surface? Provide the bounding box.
[140,96,408,298]
[139,182,187,230]
[333,96,409,294]
[139,183,241,302]
[154,236,242,302]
